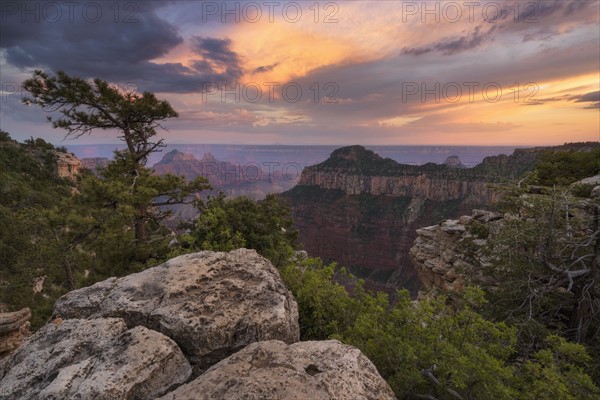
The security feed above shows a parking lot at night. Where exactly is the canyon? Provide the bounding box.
[280,145,543,294]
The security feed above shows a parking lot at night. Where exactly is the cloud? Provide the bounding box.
[574,91,600,109]
[0,2,245,94]
[526,91,600,109]
[1,1,182,68]
[402,26,496,56]
[191,37,241,68]
[253,63,279,74]
[574,91,600,103]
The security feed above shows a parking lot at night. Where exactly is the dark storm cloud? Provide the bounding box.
[188,36,244,81]
[402,26,496,56]
[1,1,182,67]
[192,37,239,65]
[0,1,244,93]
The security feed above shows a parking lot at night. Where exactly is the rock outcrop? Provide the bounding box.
[158,340,396,400]
[53,249,300,374]
[1,250,396,399]
[0,318,191,400]
[53,151,82,180]
[409,210,504,291]
[0,308,31,358]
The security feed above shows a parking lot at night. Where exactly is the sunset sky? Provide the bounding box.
[1,0,599,145]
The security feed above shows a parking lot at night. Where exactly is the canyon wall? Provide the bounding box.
[281,145,540,295]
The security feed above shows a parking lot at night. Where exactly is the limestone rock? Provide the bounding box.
[157,340,397,400]
[53,151,81,180]
[53,249,300,374]
[409,209,506,291]
[440,220,466,234]
[577,175,600,186]
[0,318,191,400]
[0,308,31,358]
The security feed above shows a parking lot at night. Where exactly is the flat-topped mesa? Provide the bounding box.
[298,146,496,202]
[330,145,383,162]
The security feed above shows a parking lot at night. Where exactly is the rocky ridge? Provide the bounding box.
[0,249,395,400]
[297,146,498,203]
[409,209,506,291]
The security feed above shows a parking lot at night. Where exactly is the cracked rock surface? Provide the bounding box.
[157,340,396,400]
[1,250,395,399]
[0,318,191,400]
[53,249,300,375]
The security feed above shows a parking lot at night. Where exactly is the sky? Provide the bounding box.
[1,0,599,146]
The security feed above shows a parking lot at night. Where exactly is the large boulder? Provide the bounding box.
[53,249,300,374]
[0,318,191,400]
[157,340,397,400]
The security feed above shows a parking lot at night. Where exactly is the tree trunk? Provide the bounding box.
[568,204,600,343]
[63,261,74,291]
[135,204,148,242]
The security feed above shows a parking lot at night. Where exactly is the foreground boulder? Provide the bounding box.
[53,249,300,373]
[157,340,397,400]
[0,318,191,399]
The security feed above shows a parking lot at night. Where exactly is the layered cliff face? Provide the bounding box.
[281,145,541,295]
